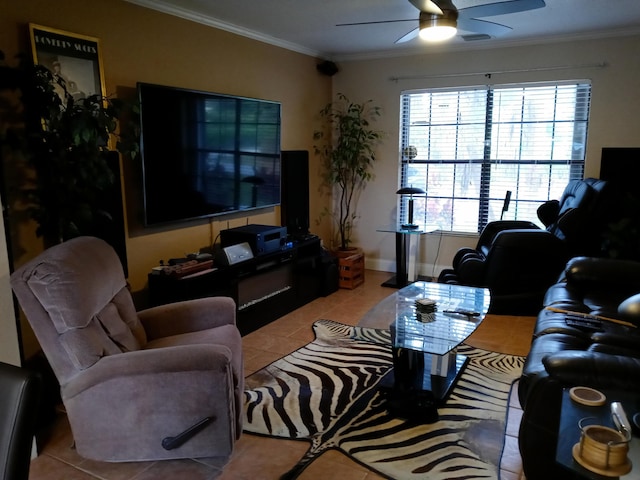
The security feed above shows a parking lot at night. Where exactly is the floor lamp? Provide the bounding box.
[397,187,425,229]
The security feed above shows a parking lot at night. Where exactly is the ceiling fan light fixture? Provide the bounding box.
[419,10,458,42]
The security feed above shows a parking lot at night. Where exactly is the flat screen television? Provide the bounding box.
[138,82,282,226]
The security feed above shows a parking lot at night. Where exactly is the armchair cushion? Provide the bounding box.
[96,302,141,353]
[18,239,147,372]
[24,243,128,332]
[60,321,123,371]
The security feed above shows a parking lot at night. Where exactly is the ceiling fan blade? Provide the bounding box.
[409,0,443,15]
[336,18,415,27]
[457,17,512,36]
[459,0,545,20]
[395,27,420,43]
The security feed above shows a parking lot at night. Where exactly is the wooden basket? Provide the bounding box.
[338,251,365,289]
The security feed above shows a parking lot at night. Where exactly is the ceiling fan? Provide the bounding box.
[337,0,546,43]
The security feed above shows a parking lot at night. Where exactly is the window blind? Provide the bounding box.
[399,81,592,233]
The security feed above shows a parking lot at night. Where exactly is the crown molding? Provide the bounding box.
[332,26,640,62]
[123,0,324,58]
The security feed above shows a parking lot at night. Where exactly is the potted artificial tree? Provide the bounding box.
[313,93,383,254]
[0,51,138,245]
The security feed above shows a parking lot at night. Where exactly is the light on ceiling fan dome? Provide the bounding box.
[419,25,457,41]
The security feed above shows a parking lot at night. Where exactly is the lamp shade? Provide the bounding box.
[396,187,425,195]
[397,187,425,229]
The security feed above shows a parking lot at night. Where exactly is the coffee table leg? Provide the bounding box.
[431,350,458,377]
[381,347,469,422]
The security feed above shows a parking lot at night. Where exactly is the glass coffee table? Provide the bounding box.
[358,281,491,421]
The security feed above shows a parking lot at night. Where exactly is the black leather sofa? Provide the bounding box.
[518,256,640,480]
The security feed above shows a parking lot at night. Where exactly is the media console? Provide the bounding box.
[147,236,335,335]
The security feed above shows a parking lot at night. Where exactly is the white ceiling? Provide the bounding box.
[125,0,640,60]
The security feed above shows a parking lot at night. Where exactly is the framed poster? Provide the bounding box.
[29,23,106,103]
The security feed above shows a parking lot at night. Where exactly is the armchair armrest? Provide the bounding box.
[61,344,238,460]
[477,220,540,254]
[542,351,640,392]
[455,254,487,286]
[63,344,233,400]
[138,296,236,340]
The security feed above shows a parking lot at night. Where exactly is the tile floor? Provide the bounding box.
[28,270,535,479]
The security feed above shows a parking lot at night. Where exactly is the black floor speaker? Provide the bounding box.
[281,150,310,238]
[600,147,640,194]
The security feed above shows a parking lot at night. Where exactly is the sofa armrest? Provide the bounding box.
[565,257,640,291]
[138,296,236,340]
[542,351,640,391]
[619,293,640,322]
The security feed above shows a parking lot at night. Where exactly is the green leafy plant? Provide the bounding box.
[313,93,383,251]
[0,50,138,244]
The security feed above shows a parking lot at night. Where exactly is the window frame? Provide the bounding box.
[399,80,592,233]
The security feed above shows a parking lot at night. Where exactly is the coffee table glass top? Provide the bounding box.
[358,281,491,355]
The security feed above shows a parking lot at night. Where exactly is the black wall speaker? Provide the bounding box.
[316,60,338,76]
[281,150,310,238]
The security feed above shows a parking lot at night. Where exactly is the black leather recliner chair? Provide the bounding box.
[517,256,640,480]
[438,178,612,314]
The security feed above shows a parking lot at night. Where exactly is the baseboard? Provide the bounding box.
[364,257,450,280]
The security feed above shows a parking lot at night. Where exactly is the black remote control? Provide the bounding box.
[564,316,603,331]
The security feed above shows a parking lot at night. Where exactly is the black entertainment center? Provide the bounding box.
[148,231,337,336]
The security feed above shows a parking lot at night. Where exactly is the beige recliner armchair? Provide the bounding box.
[10,236,243,462]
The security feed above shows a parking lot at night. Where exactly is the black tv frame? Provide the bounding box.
[138,82,282,227]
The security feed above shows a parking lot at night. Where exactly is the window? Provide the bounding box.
[399,81,591,233]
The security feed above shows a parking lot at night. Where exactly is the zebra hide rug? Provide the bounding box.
[244,319,524,480]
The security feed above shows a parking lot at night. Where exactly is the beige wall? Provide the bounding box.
[0,196,22,366]
[1,0,332,357]
[333,35,640,276]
